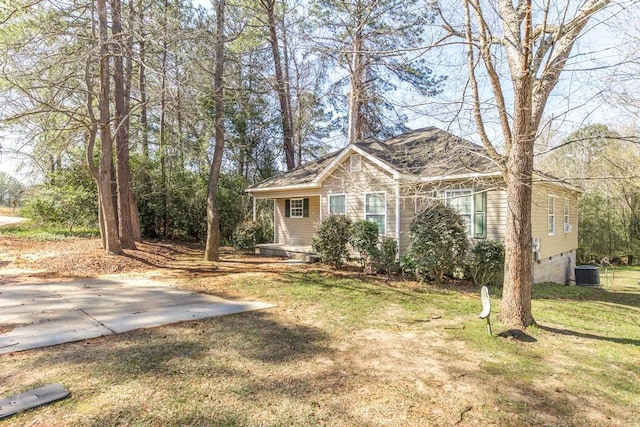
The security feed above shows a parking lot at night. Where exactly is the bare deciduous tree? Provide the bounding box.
[439,0,618,327]
[204,0,226,262]
[97,0,123,255]
[260,0,296,170]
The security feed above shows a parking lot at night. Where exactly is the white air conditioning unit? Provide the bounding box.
[564,223,572,233]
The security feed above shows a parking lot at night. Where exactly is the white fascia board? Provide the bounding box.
[533,175,583,194]
[245,182,321,194]
[419,171,502,183]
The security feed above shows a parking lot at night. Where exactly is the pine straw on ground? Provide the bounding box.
[0,237,307,278]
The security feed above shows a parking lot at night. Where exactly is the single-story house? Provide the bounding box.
[246,127,581,284]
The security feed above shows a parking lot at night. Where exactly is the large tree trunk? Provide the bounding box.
[97,0,122,255]
[346,31,364,144]
[111,0,136,250]
[262,0,295,170]
[204,0,226,262]
[86,2,105,249]
[159,0,169,239]
[126,0,141,242]
[501,124,535,326]
[137,0,153,238]
[499,0,535,327]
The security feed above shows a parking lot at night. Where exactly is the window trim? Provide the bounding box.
[548,195,556,235]
[328,193,347,216]
[365,191,387,235]
[290,198,304,219]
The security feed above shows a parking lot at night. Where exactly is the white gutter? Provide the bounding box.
[419,171,502,183]
[246,182,321,194]
[533,175,584,194]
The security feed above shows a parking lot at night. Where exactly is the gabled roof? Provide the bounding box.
[246,127,501,193]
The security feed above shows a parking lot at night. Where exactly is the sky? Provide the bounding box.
[0,132,32,184]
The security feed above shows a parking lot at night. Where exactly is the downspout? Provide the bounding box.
[395,182,401,260]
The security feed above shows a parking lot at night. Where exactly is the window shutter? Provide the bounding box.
[285,199,290,218]
[303,198,309,217]
[474,192,487,238]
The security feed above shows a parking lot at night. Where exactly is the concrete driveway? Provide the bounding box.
[0,215,28,226]
[0,277,275,354]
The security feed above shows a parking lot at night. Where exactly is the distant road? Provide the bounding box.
[0,215,28,226]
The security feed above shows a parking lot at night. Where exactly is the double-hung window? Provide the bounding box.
[329,194,346,215]
[290,198,304,218]
[443,190,486,238]
[548,195,556,235]
[365,192,386,234]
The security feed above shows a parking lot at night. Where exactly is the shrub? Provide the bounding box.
[371,236,398,275]
[468,240,505,286]
[399,255,417,280]
[312,215,352,268]
[349,220,379,267]
[24,185,98,231]
[407,203,469,283]
[233,221,264,251]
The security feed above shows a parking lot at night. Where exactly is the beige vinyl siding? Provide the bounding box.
[531,183,579,259]
[274,196,320,246]
[486,189,506,241]
[403,185,505,255]
[398,194,415,257]
[320,156,398,240]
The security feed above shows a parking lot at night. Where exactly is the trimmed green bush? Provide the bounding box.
[407,203,469,283]
[468,240,505,286]
[233,221,264,251]
[312,215,352,268]
[349,220,379,267]
[372,236,398,275]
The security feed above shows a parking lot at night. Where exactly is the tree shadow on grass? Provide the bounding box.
[497,329,538,343]
[6,311,358,426]
[279,271,418,299]
[28,311,334,375]
[532,283,640,310]
[537,323,640,346]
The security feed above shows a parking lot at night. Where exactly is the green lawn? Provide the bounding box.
[1,257,639,426]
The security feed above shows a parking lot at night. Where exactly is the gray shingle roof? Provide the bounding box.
[354,127,497,177]
[247,150,340,190]
[247,127,499,191]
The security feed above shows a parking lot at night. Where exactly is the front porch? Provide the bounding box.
[255,243,319,263]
